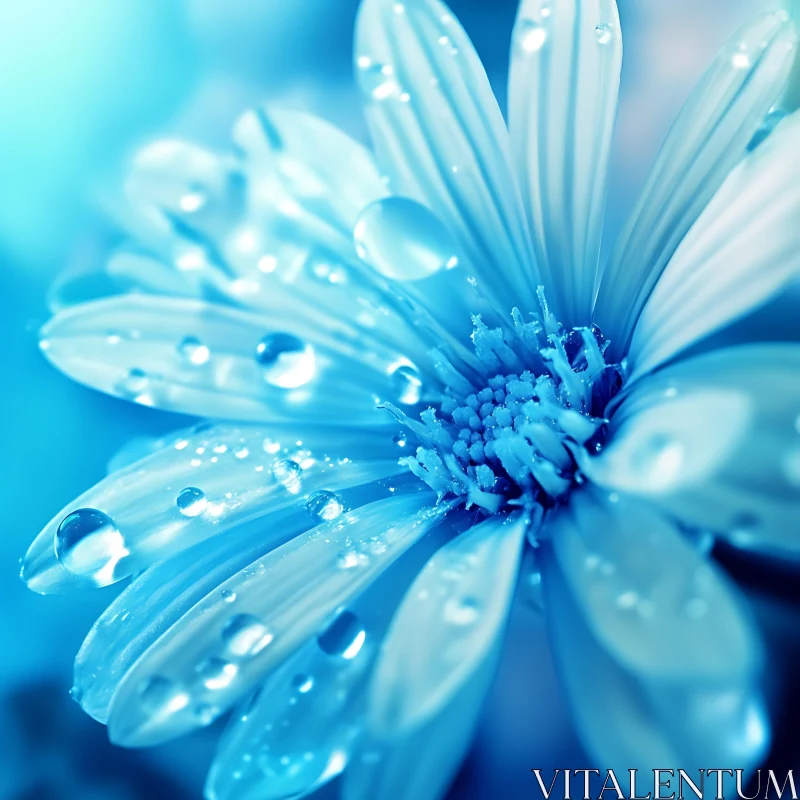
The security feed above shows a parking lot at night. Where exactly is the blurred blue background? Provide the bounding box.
[1,1,796,797]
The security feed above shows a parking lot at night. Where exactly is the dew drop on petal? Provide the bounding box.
[272,459,303,494]
[444,597,480,626]
[178,335,210,365]
[119,368,150,398]
[516,20,547,53]
[389,363,423,405]
[292,674,314,694]
[221,589,237,604]
[393,432,408,448]
[306,490,345,521]
[176,487,208,517]
[221,614,274,658]
[56,508,129,586]
[317,611,366,659]
[138,676,190,716]
[356,59,401,100]
[194,703,218,725]
[594,23,613,44]
[195,657,238,690]
[255,333,316,389]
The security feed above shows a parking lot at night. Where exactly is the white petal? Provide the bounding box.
[354,0,538,313]
[39,295,437,422]
[595,12,797,358]
[509,0,622,327]
[22,423,404,593]
[105,491,441,747]
[584,344,800,555]
[547,489,760,681]
[368,511,527,735]
[544,540,769,773]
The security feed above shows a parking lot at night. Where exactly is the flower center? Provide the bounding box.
[391,289,624,515]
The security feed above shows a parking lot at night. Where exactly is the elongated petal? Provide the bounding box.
[547,489,759,681]
[595,12,797,357]
[368,511,527,735]
[73,475,411,723]
[206,511,469,800]
[584,344,800,555]
[509,0,622,327]
[628,108,800,378]
[23,423,404,593]
[543,538,769,773]
[39,295,437,423]
[343,643,499,800]
[106,491,442,747]
[355,0,538,313]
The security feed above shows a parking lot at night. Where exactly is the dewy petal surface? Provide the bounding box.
[584,344,800,555]
[595,10,797,356]
[368,510,527,735]
[544,540,769,773]
[23,424,403,593]
[627,107,800,378]
[39,294,435,423]
[547,489,759,681]
[354,0,539,313]
[509,0,622,327]
[106,491,441,747]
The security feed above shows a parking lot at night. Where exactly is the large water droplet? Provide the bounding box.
[255,333,316,389]
[444,597,479,626]
[306,490,345,521]
[55,508,129,586]
[356,59,401,100]
[195,657,238,690]
[177,487,208,517]
[138,675,190,716]
[389,363,423,405]
[516,20,547,53]
[353,197,459,281]
[221,614,274,658]
[178,335,210,365]
[272,459,303,494]
[317,611,366,659]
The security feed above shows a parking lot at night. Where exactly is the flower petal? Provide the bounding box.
[508,0,622,327]
[627,107,800,378]
[595,12,797,358]
[547,489,760,681]
[106,491,441,747]
[39,295,437,423]
[583,344,800,555]
[73,474,408,725]
[354,0,538,313]
[23,423,404,593]
[368,510,527,735]
[543,537,769,772]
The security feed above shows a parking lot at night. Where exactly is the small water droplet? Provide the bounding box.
[389,363,423,405]
[221,614,274,658]
[119,368,150,398]
[69,685,84,704]
[317,611,366,659]
[56,508,129,586]
[393,432,408,448]
[292,674,314,694]
[178,335,210,366]
[194,703,217,725]
[595,23,613,44]
[195,657,238,690]
[356,60,401,100]
[138,675,190,715]
[444,596,479,625]
[272,459,303,494]
[337,549,369,570]
[306,490,345,521]
[176,487,207,517]
[732,46,751,69]
[255,333,316,389]
[221,589,237,604]
[516,20,547,53]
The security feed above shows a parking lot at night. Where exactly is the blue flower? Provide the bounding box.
[22,1,800,798]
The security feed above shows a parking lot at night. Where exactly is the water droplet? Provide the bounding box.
[221,589,237,604]
[337,549,369,570]
[55,508,129,586]
[195,657,238,690]
[732,46,751,69]
[444,596,479,625]
[69,685,84,704]
[255,333,316,389]
[516,20,547,53]
[221,614,274,658]
[119,368,150,398]
[389,363,423,405]
[178,335,210,365]
[356,60,401,100]
[317,611,366,659]
[176,487,207,517]
[138,675,190,715]
[292,674,314,694]
[354,197,459,281]
[194,703,218,725]
[595,23,613,44]
[306,490,345,521]
[393,432,408,448]
[272,459,303,494]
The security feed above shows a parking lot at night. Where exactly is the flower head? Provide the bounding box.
[23,1,800,798]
